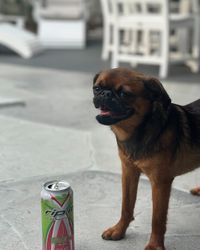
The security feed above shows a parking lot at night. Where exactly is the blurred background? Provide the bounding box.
[0,0,199,78]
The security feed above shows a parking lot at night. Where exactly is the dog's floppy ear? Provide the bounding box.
[93,72,101,85]
[144,77,171,125]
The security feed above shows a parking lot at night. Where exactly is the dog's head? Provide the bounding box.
[93,68,171,127]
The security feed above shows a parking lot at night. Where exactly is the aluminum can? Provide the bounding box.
[41,180,74,250]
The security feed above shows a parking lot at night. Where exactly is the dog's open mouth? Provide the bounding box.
[93,96,134,125]
[96,105,134,125]
[99,105,126,118]
[100,107,112,116]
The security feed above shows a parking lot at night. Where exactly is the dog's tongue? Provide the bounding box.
[100,109,112,116]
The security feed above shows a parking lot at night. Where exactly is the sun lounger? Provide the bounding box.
[0,23,43,58]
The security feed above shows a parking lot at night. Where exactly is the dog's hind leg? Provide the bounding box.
[145,178,174,250]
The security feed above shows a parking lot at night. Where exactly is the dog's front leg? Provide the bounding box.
[145,179,173,250]
[102,163,141,240]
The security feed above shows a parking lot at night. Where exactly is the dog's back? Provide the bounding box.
[184,99,200,111]
[172,99,200,176]
[182,99,200,146]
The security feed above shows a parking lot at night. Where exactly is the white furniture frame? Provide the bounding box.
[100,0,115,59]
[34,0,87,49]
[101,0,139,60]
[109,0,200,78]
[0,15,42,59]
[38,19,86,48]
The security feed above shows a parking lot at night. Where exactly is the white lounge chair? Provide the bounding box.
[34,0,87,49]
[0,22,43,58]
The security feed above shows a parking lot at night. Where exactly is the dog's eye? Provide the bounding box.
[93,86,101,92]
[119,89,131,98]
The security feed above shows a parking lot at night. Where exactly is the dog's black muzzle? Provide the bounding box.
[93,89,125,113]
[93,89,134,125]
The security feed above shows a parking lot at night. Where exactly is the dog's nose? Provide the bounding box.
[101,90,112,98]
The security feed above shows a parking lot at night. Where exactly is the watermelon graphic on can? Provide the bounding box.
[41,180,74,250]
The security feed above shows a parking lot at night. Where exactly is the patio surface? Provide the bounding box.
[0,42,200,249]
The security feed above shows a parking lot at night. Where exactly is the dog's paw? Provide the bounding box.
[144,245,165,250]
[102,224,125,241]
[190,187,200,196]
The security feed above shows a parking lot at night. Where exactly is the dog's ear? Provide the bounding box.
[144,77,171,108]
[144,77,171,126]
[140,77,172,145]
[93,72,101,85]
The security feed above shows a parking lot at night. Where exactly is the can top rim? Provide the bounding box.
[44,180,70,191]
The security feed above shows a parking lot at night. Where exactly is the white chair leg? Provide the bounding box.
[191,15,200,72]
[128,29,137,68]
[178,29,196,73]
[177,29,189,55]
[102,22,110,60]
[186,24,200,73]
[159,62,169,79]
[111,25,119,68]
[143,29,151,55]
[159,29,169,79]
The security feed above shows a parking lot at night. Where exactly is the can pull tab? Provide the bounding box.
[45,181,70,191]
[52,182,59,190]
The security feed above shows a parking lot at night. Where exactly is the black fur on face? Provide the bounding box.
[93,73,134,125]
[93,86,134,125]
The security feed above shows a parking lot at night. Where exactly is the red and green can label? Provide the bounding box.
[41,182,74,250]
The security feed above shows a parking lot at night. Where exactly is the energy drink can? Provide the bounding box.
[41,180,74,250]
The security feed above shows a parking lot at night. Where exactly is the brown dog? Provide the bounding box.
[93,68,200,250]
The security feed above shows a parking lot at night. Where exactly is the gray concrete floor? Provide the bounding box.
[0,41,200,249]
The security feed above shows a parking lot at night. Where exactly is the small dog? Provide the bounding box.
[93,68,200,250]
